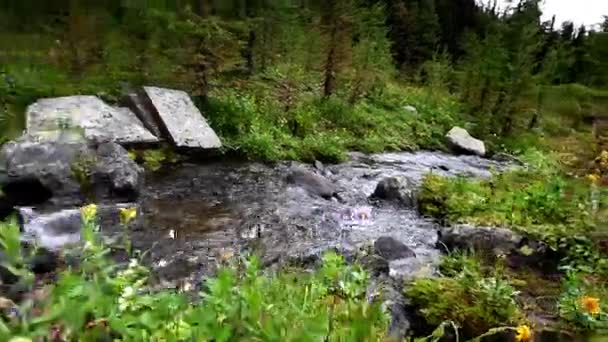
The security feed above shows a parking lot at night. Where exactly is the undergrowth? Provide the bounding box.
[0,208,388,341]
[407,254,523,338]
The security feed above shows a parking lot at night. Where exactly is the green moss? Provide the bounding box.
[128,146,181,172]
[407,256,523,337]
[71,153,97,197]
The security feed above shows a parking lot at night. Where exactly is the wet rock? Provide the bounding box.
[25,95,158,145]
[0,138,143,207]
[18,203,139,251]
[28,248,59,275]
[367,276,413,340]
[438,225,520,257]
[18,208,82,250]
[93,142,142,200]
[370,177,416,207]
[446,126,486,157]
[374,237,416,261]
[360,254,390,276]
[438,225,559,271]
[286,167,342,201]
[141,86,222,149]
[492,152,524,165]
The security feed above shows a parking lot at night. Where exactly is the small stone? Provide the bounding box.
[370,177,416,207]
[286,167,340,201]
[374,237,416,261]
[403,105,418,115]
[314,160,324,171]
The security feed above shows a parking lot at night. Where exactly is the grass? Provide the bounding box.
[204,80,462,162]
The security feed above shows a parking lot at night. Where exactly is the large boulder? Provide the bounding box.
[138,86,222,149]
[0,137,143,207]
[286,167,342,201]
[438,225,560,271]
[370,177,416,207]
[26,96,158,145]
[446,127,486,156]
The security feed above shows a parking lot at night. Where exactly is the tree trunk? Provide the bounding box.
[323,25,338,98]
[196,0,211,17]
[244,30,256,76]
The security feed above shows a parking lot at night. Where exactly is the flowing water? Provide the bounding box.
[21,151,505,285]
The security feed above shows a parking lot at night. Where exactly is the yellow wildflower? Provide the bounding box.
[119,207,137,226]
[80,204,98,222]
[580,296,601,315]
[586,173,600,184]
[515,325,531,342]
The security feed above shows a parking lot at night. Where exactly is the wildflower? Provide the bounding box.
[119,207,137,226]
[586,173,600,184]
[580,296,601,315]
[80,204,97,222]
[515,325,531,342]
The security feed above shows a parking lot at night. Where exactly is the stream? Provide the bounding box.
[20,151,505,286]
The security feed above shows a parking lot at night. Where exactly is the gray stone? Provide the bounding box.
[446,126,486,156]
[0,137,143,208]
[26,96,158,145]
[120,92,164,138]
[438,225,560,271]
[403,105,418,115]
[370,177,416,207]
[314,160,324,171]
[18,203,139,251]
[367,276,412,340]
[142,86,222,149]
[93,142,142,199]
[374,236,416,261]
[438,225,521,258]
[286,167,342,201]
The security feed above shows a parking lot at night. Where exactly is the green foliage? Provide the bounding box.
[407,254,522,337]
[70,154,97,197]
[558,272,608,332]
[417,149,608,277]
[201,82,461,162]
[0,217,33,283]
[0,217,388,341]
[417,159,592,228]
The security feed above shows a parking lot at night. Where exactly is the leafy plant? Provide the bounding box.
[407,255,522,338]
[0,209,389,341]
[70,154,97,197]
[0,217,33,283]
[558,271,608,332]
